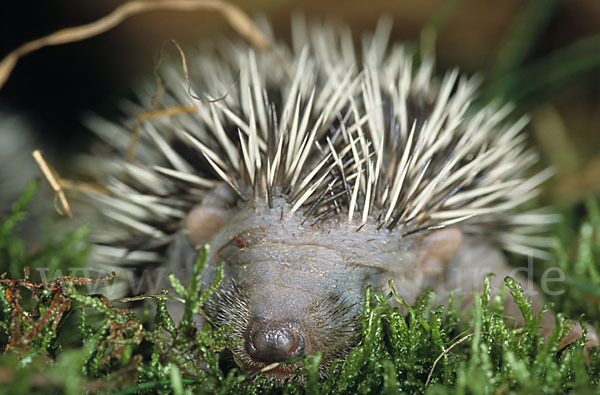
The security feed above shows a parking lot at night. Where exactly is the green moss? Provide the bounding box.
[1,184,599,393]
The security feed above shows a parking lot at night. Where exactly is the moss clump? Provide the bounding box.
[0,183,599,394]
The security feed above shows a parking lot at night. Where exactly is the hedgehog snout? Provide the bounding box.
[245,319,305,363]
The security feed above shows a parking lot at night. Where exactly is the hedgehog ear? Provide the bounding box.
[415,228,463,276]
[184,205,230,250]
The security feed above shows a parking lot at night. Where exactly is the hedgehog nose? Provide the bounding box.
[245,321,305,363]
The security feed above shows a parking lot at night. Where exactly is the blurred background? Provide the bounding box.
[1,0,600,211]
[2,2,599,382]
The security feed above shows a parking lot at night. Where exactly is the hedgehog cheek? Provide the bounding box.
[184,205,230,249]
[415,228,463,278]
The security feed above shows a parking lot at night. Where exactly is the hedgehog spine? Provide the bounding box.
[81,17,558,275]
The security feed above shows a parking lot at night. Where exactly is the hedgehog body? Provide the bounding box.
[80,18,558,379]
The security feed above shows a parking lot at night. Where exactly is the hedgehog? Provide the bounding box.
[74,17,597,380]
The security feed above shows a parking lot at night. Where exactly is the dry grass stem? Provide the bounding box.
[425,331,500,387]
[32,150,72,218]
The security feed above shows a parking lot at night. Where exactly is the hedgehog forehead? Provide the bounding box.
[211,196,419,272]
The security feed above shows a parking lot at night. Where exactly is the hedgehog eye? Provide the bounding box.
[234,237,246,249]
[216,234,252,265]
[215,234,244,261]
[221,230,266,254]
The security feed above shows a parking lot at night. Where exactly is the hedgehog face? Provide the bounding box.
[190,194,448,380]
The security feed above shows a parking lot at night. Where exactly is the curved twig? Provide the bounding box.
[0,0,272,90]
